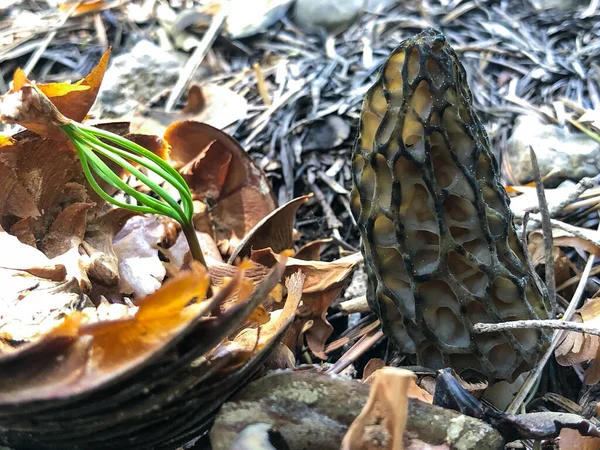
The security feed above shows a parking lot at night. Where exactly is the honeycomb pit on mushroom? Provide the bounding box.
[351,29,551,382]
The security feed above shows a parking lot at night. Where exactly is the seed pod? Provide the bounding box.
[351,29,551,381]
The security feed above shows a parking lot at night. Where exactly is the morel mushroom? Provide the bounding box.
[351,29,551,382]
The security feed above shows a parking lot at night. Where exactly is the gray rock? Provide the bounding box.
[227,0,294,39]
[293,0,397,32]
[503,115,600,187]
[530,0,588,10]
[94,40,205,118]
[210,370,505,450]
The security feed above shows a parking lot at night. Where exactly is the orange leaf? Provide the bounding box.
[0,262,213,403]
[0,51,110,142]
[39,49,110,123]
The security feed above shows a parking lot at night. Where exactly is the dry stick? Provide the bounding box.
[326,330,385,375]
[338,295,371,315]
[473,320,600,337]
[552,177,596,215]
[164,7,227,112]
[505,253,596,414]
[516,212,600,249]
[23,1,82,76]
[530,146,556,318]
[521,211,546,297]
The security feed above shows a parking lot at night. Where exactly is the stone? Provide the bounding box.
[504,115,600,187]
[210,370,505,450]
[227,0,294,39]
[530,0,588,10]
[93,40,206,118]
[292,0,396,32]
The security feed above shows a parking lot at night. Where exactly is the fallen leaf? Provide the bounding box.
[132,84,248,136]
[112,215,168,297]
[341,368,415,450]
[83,208,140,287]
[529,228,600,258]
[0,145,39,222]
[251,249,363,293]
[0,51,110,141]
[234,270,304,351]
[0,230,65,280]
[228,195,311,263]
[0,274,84,346]
[250,249,362,357]
[0,261,211,402]
[558,428,600,450]
[161,228,223,276]
[10,217,36,247]
[0,132,81,235]
[294,238,332,261]
[40,202,94,258]
[164,121,276,254]
[556,298,600,373]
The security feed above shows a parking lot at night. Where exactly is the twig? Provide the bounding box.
[550,177,596,215]
[23,1,82,76]
[338,295,370,315]
[529,146,556,318]
[164,7,228,112]
[516,212,600,249]
[326,330,384,375]
[506,253,596,414]
[253,62,272,105]
[305,173,342,230]
[473,319,600,337]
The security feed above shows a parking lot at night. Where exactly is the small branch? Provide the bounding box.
[515,212,600,249]
[550,177,595,216]
[338,295,371,315]
[473,320,600,337]
[164,7,228,112]
[529,146,556,318]
[506,253,596,414]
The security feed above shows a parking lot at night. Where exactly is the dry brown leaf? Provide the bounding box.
[300,288,340,359]
[10,217,36,247]
[559,428,600,450]
[363,358,385,382]
[40,202,94,258]
[131,84,248,136]
[0,273,83,346]
[556,298,600,384]
[233,270,305,351]
[0,149,39,222]
[0,261,211,403]
[249,249,362,356]
[112,215,169,297]
[1,132,83,234]
[0,51,110,142]
[363,363,433,404]
[164,121,276,254]
[294,238,332,261]
[83,208,140,287]
[0,230,65,280]
[251,249,362,292]
[529,228,600,259]
[342,367,415,450]
[228,195,311,263]
[553,228,600,256]
[161,228,223,276]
